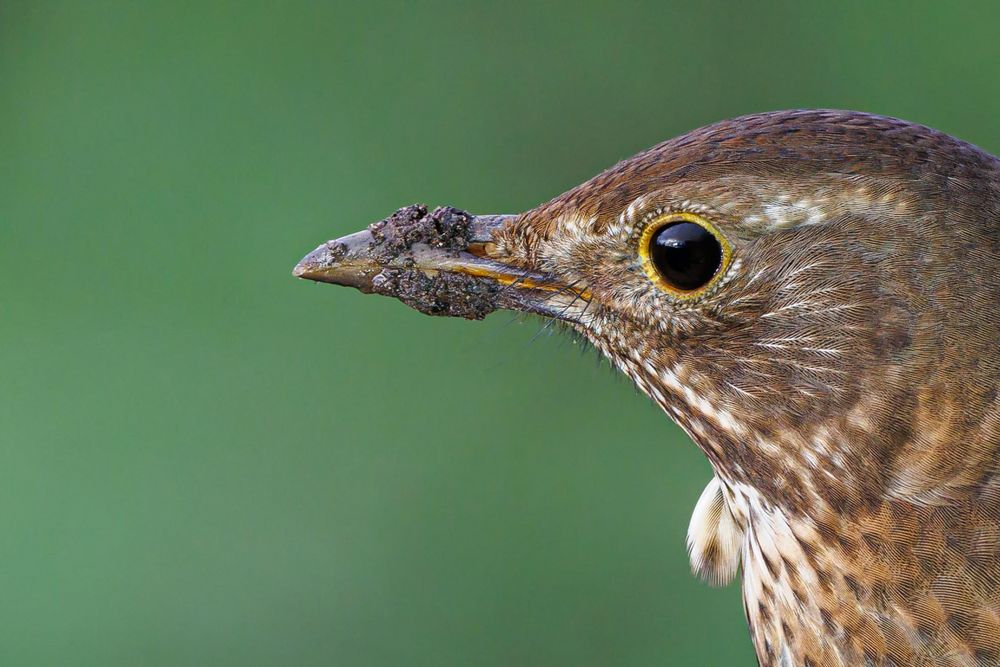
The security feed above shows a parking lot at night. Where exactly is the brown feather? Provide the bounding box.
[297,109,1000,666]
[492,110,1000,665]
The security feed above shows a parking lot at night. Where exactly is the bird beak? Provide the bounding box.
[293,205,587,321]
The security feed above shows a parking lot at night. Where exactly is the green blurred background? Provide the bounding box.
[2,2,999,665]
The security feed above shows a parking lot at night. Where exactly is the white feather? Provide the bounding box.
[686,476,744,586]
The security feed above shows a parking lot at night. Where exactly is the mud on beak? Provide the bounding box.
[293,205,588,321]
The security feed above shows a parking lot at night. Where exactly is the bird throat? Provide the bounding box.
[605,346,998,667]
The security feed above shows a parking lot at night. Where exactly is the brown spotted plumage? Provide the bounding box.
[295,110,1000,666]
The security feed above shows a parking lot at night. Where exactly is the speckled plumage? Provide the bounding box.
[296,110,1000,666]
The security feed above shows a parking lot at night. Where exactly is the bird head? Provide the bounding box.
[295,110,999,521]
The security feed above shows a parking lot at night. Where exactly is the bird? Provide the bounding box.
[294,110,1000,666]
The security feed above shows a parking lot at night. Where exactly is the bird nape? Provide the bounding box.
[294,110,1000,667]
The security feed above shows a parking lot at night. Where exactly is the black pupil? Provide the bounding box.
[648,222,722,291]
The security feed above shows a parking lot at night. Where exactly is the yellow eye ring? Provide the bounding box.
[638,212,733,300]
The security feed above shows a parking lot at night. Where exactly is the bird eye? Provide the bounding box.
[639,213,731,298]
